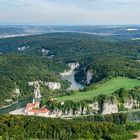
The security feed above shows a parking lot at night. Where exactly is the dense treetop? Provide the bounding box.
[0,114,138,140]
[0,33,140,62]
[0,54,67,106]
[0,32,140,106]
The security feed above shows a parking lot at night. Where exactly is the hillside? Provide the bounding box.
[0,54,67,107]
[0,32,140,107]
[0,33,140,63]
[57,77,140,102]
[75,56,140,84]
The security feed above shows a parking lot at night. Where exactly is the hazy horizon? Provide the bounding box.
[0,0,140,25]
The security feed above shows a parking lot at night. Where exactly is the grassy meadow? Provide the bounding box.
[57,77,140,102]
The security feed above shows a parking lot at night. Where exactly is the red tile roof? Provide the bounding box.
[25,103,34,110]
[25,103,49,114]
[28,108,49,113]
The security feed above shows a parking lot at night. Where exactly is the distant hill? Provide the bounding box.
[0,32,140,106]
[0,32,140,63]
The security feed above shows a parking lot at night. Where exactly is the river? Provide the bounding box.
[0,98,32,115]
[62,70,85,90]
[0,63,84,114]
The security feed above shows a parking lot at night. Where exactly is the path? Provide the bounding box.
[132,132,140,140]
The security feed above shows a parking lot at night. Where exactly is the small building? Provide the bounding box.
[25,101,49,117]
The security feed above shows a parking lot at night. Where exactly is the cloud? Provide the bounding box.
[0,0,32,7]
[0,0,140,25]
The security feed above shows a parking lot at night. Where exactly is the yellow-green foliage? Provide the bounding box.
[57,77,140,101]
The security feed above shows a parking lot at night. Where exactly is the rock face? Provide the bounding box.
[41,48,50,55]
[88,102,100,113]
[68,63,80,70]
[48,55,54,59]
[60,63,79,76]
[5,99,12,103]
[45,82,61,90]
[18,46,30,51]
[14,88,20,96]
[102,100,118,114]
[34,82,41,98]
[28,81,41,98]
[86,70,93,85]
[29,80,61,95]
[47,96,140,117]
[124,98,140,109]
[47,99,119,117]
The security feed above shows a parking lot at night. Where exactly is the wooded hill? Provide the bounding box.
[75,56,140,84]
[0,54,68,107]
[0,33,140,63]
[1,33,140,106]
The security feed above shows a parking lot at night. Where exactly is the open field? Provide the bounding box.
[57,77,140,102]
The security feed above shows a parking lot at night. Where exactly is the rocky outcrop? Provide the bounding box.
[5,99,12,103]
[48,96,140,117]
[48,55,54,59]
[28,81,43,86]
[47,99,119,117]
[74,68,93,85]
[41,48,50,55]
[4,88,20,105]
[28,81,41,98]
[60,63,79,76]
[68,63,80,70]
[14,88,20,95]
[49,109,81,117]
[124,98,140,110]
[45,82,61,90]
[86,70,93,85]
[88,102,100,113]
[29,80,61,95]
[18,46,30,51]
[102,100,118,114]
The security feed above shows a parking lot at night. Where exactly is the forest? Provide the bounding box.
[75,56,140,84]
[0,31,140,139]
[1,32,140,107]
[0,54,68,107]
[0,33,140,63]
[0,113,139,140]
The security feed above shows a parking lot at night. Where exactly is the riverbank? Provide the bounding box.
[0,101,18,109]
[9,108,25,115]
[62,70,85,90]
[0,98,32,115]
[61,62,85,90]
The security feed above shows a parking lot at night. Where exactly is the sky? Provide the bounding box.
[0,0,140,25]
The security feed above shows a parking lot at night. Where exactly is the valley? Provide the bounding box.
[1,25,140,139]
[57,77,140,102]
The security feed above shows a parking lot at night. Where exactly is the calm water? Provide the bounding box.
[0,98,32,115]
[0,70,84,114]
[62,71,85,90]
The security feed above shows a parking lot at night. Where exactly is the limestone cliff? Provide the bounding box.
[86,70,93,85]
[102,100,118,114]
[41,48,50,55]
[60,63,79,76]
[45,82,61,90]
[123,98,140,110]
[28,81,41,98]
[47,98,119,117]
[29,80,61,95]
